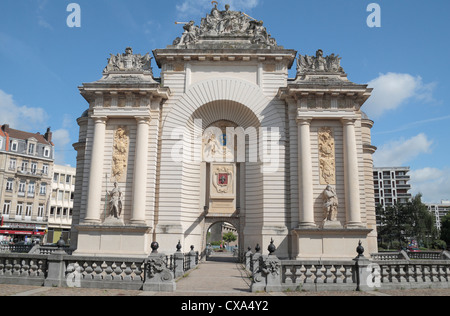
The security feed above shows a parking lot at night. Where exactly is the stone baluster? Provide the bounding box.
[324,265,333,284]
[335,265,344,284]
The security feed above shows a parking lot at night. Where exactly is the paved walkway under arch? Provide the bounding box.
[174,252,254,296]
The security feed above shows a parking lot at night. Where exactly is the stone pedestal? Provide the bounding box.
[44,249,66,288]
[292,227,373,260]
[142,253,176,292]
[74,224,152,257]
[262,255,283,292]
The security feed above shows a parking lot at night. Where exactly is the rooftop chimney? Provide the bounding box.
[44,127,52,142]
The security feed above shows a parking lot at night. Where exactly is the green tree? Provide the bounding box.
[222,232,237,247]
[376,194,437,249]
[440,212,450,246]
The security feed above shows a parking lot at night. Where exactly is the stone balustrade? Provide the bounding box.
[0,243,199,292]
[246,245,450,293]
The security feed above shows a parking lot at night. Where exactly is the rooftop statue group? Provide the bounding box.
[173,3,277,47]
[103,47,153,73]
[297,49,345,74]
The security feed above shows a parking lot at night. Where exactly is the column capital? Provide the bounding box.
[341,117,357,125]
[296,116,313,125]
[135,116,151,124]
[91,116,108,124]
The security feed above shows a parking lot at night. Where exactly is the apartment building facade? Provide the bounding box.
[427,200,450,231]
[47,164,76,244]
[373,167,412,209]
[0,124,54,243]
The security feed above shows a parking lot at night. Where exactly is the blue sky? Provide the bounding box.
[0,0,449,203]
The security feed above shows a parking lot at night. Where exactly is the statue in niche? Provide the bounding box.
[322,185,338,223]
[108,182,123,219]
[318,127,336,185]
[203,132,223,161]
[111,127,129,182]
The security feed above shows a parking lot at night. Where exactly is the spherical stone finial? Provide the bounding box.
[176,240,182,252]
[255,243,261,253]
[57,237,66,248]
[151,241,159,253]
[356,240,365,258]
[268,238,276,255]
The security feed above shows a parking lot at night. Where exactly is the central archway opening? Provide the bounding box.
[206,221,239,263]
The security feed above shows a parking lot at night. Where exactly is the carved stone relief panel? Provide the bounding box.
[111,126,129,183]
[318,127,336,185]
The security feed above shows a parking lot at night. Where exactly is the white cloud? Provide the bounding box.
[0,89,74,166]
[0,89,48,131]
[410,167,450,203]
[373,133,433,167]
[364,73,436,119]
[176,0,260,18]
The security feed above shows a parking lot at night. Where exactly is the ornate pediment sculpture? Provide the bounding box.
[297,49,345,74]
[173,4,277,48]
[103,47,153,74]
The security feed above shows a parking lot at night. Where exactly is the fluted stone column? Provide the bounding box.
[85,116,107,223]
[342,118,362,227]
[297,118,316,228]
[131,117,150,224]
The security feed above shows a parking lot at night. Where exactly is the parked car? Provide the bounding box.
[408,246,420,252]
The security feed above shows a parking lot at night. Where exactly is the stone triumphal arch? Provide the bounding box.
[71,4,377,260]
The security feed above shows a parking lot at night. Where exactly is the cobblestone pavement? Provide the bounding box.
[1,253,449,297]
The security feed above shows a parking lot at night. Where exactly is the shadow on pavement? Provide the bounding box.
[206,252,239,263]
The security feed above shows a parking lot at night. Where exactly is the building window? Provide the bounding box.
[18,181,26,194]
[42,164,49,175]
[53,173,59,182]
[11,141,18,152]
[57,190,63,202]
[0,137,3,150]
[30,162,38,174]
[50,206,55,216]
[37,205,44,218]
[9,158,16,171]
[66,175,71,184]
[25,204,33,217]
[40,183,47,195]
[6,179,14,191]
[21,161,29,172]
[28,181,35,196]
[16,203,23,216]
[2,201,11,215]
[43,146,50,157]
[28,143,35,155]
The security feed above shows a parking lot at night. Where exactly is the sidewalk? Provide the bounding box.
[169,252,255,296]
